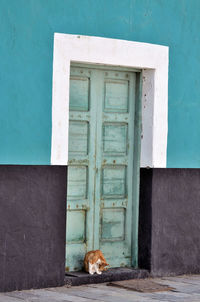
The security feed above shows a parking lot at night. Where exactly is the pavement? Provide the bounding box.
[1,275,200,302]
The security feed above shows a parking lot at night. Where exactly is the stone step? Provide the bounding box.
[65,267,149,286]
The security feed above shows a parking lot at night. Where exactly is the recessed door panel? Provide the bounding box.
[103,123,127,155]
[66,210,86,243]
[69,76,89,111]
[68,121,89,156]
[104,79,129,113]
[102,166,127,198]
[67,166,88,200]
[101,208,125,241]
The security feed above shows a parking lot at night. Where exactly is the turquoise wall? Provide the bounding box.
[0,0,200,167]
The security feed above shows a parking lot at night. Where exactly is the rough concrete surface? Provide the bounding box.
[139,168,200,276]
[0,165,67,292]
[1,275,200,301]
[65,268,149,286]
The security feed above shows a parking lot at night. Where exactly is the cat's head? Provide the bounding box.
[99,261,109,271]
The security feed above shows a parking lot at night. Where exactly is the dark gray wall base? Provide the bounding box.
[139,168,200,277]
[1,166,200,291]
[0,165,67,292]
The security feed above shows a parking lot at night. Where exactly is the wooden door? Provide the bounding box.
[66,65,141,271]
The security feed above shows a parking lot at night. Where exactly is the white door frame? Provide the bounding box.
[51,33,169,168]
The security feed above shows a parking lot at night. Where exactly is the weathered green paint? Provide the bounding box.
[66,67,96,271]
[66,65,141,271]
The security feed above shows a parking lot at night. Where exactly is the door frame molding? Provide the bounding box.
[51,33,169,168]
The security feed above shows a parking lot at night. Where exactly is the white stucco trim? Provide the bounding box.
[51,33,168,167]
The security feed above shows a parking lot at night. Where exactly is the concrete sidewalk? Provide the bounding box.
[1,275,200,302]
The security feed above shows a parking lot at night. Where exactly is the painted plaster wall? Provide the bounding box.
[139,168,200,276]
[0,0,199,167]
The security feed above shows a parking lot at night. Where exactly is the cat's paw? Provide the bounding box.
[96,271,102,275]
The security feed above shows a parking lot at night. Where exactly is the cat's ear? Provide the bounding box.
[101,261,109,266]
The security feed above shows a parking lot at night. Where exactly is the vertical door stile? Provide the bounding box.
[87,68,96,251]
[93,70,104,250]
[131,72,142,267]
[127,72,136,266]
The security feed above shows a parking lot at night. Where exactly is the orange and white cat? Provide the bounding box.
[84,250,109,275]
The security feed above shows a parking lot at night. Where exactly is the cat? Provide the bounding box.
[84,250,109,275]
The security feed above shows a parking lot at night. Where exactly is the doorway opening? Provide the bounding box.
[65,63,142,272]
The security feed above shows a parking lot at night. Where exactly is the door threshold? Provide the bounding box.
[65,267,149,286]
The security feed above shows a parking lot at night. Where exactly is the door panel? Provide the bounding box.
[101,208,125,241]
[67,166,88,199]
[102,166,126,198]
[104,79,129,113]
[66,66,138,271]
[69,76,89,111]
[66,67,95,272]
[68,121,89,155]
[103,123,127,155]
[94,70,136,268]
